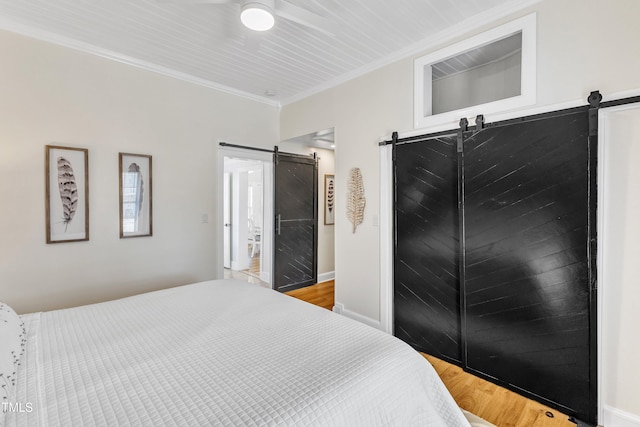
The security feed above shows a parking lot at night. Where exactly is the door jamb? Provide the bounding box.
[596,103,640,424]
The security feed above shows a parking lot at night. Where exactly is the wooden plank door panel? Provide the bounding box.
[462,112,594,422]
[274,222,315,291]
[394,135,462,363]
[273,153,317,292]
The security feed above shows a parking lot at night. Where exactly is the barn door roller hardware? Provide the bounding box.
[456,118,468,153]
[588,90,602,137]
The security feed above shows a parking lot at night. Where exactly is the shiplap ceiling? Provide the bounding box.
[0,0,537,105]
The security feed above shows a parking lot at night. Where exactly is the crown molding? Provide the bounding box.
[280,0,542,106]
[0,0,541,109]
[0,19,280,108]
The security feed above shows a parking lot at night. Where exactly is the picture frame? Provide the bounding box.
[119,153,153,238]
[45,145,89,243]
[324,174,335,225]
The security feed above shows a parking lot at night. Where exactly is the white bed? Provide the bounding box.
[1,279,469,426]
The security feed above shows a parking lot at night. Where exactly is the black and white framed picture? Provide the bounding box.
[324,174,335,225]
[119,153,152,238]
[45,145,89,243]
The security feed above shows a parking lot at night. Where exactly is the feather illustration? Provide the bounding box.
[127,162,144,220]
[346,168,365,234]
[327,179,334,213]
[57,157,78,231]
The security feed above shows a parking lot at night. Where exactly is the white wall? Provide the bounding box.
[601,107,640,424]
[0,29,279,314]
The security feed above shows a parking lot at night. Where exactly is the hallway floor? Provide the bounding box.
[223,267,270,288]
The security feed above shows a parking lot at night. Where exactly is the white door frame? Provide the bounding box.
[223,172,231,269]
[597,101,640,426]
[217,144,274,287]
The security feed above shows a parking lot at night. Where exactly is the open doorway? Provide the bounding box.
[221,152,273,287]
[216,132,334,292]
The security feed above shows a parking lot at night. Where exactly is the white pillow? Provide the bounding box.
[0,302,26,409]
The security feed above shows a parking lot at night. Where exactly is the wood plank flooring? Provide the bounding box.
[286,279,576,427]
[285,280,334,310]
[241,252,261,280]
[423,354,575,427]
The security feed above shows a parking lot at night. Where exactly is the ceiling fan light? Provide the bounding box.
[241,3,275,32]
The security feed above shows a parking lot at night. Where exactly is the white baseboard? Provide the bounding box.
[259,271,270,283]
[332,302,382,330]
[604,406,640,427]
[317,271,335,283]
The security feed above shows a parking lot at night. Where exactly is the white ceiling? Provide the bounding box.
[0,0,538,106]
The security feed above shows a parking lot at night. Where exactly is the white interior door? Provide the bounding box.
[223,172,231,269]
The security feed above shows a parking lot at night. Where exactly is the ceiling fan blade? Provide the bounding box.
[274,0,337,37]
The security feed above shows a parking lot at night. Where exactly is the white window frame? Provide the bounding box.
[414,13,537,129]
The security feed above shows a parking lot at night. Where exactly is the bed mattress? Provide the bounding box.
[6,279,468,426]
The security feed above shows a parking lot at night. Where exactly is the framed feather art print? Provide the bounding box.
[119,153,152,238]
[45,145,89,243]
[324,174,335,225]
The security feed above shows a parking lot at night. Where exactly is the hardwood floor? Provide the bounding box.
[241,251,261,281]
[285,280,334,310]
[423,354,575,427]
[286,280,576,427]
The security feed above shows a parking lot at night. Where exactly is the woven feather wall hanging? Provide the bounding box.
[346,167,366,233]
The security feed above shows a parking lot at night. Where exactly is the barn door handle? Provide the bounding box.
[276,214,281,235]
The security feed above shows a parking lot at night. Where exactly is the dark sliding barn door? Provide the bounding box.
[393,107,597,425]
[462,111,594,421]
[273,152,318,292]
[394,135,462,364]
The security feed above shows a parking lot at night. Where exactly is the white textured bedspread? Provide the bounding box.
[7,280,469,426]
